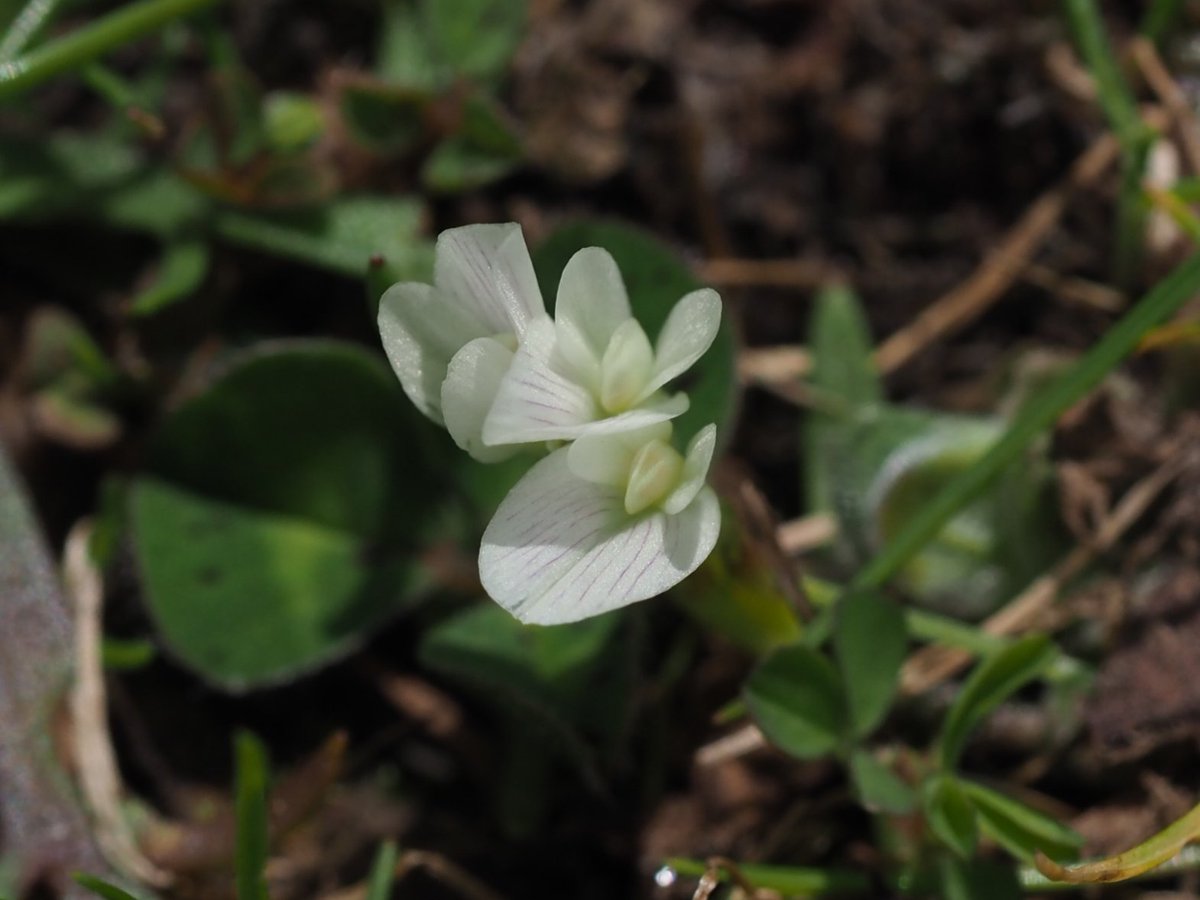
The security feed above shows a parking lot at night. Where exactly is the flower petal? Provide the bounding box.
[436,223,546,338]
[637,287,722,403]
[554,247,631,387]
[599,318,654,413]
[481,320,600,445]
[566,421,674,486]
[662,424,717,515]
[442,337,521,463]
[378,282,485,424]
[479,450,722,624]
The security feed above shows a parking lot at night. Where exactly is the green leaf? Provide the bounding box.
[419,603,623,715]
[338,80,427,155]
[263,91,326,153]
[214,195,434,283]
[418,603,629,788]
[72,875,146,900]
[234,732,270,900]
[532,220,737,446]
[924,775,979,859]
[420,0,526,82]
[938,635,1056,770]
[834,589,906,737]
[131,341,448,689]
[961,780,1083,863]
[128,235,210,315]
[849,749,916,814]
[365,840,398,900]
[377,0,443,89]
[421,135,519,192]
[743,643,846,759]
[805,283,881,515]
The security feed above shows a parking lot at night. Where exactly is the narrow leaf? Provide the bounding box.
[365,840,398,900]
[937,636,1056,770]
[72,875,144,900]
[962,780,1083,863]
[924,775,979,859]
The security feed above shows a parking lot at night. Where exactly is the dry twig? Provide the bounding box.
[1131,37,1200,176]
[66,520,172,888]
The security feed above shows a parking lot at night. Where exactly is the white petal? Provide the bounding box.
[378,282,485,424]
[481,320,600,445]
[435,223,546,338]
[566,421,673,486]
[599,319,654,413]
[637,287,722,403]
[662,424,717,515]
[442,337,520,463]
[554,247,631,387]
[479,451,722,624]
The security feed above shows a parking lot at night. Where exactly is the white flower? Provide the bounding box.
[377,223,546,462]
[481,247,722,446]
[478,422,721,624]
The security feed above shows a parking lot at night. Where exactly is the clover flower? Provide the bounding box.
[378,222,547,462]
[377,222,723,623]
[478,422,721,624]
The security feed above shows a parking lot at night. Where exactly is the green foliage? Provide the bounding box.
[665,858,871,896]
[961,779,1083,863]
[849,749,916,814]
[366,840,399,900]
[101,637,157,671]
[833,589,906,737]
[234,732,270,900]
[743,643,846,759]
[533,220,737,446]
[804,282,882,515]
[937,636,1056,770]
[420,0,526,83]
[132,341,449,689]
[73,875,146,900]
[128,235,210,315]
[923,775,979,859]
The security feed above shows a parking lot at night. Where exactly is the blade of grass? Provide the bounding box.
[234,731,270,900]
[0,0,65,61]
[366,840,399,900]
[0,0,222,99]
[1062,0,1155,286]
[852,250,1200,592]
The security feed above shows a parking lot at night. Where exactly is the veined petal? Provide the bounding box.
[554,247,631,387]
[637,287,722,403]
[442,337,521,463]
[378,282,485,424]
[436,223,546,338]
[479,450,722,624]
[566,421,674,486]
[481,320,599,445]
[662,424,717,515]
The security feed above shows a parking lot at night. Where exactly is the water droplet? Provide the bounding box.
[654,865,677,888]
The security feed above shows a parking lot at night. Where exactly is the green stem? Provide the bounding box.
[0,0,65,61]
[0,0,222,99]
[853,251,1200,592]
